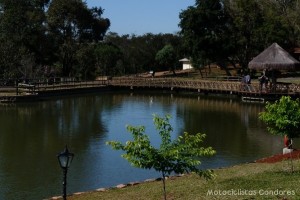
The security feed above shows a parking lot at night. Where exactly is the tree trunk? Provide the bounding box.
[217,62,231,76]
[198,69,203,78]
[172,69,176,76]
[162,172,167,200]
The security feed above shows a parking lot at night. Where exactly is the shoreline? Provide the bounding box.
[48,151,300,200]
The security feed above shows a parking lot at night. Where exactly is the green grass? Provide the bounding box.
[64,160,300,200]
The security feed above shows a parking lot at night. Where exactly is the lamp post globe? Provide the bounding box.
[57,146,74,200]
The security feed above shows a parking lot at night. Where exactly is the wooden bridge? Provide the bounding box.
[110,77,300,99]
[1,77,300,103]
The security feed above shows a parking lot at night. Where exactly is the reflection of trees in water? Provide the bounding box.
[0,94,126,199]
[0,94,278,157]
[169,96,281,158]
[0,96,111,179]
[239,103,282,153]
[109,92,176,112]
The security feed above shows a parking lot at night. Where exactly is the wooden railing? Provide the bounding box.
[3,77,300,96]
[16,80,108,95]
[109,77,300,95]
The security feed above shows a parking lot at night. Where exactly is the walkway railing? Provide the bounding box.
[16,79,108,95]
[109,77,300,95]
[1,77,300,97]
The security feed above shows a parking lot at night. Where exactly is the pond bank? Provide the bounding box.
[48,156,300,200]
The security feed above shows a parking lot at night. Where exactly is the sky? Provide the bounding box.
[86,0,195,35]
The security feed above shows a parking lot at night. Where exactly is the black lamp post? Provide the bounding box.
[57,146,74,200]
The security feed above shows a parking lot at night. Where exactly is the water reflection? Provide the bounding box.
[176,96,282,166]
[0,92,285,199]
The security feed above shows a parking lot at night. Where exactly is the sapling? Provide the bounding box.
[107,114,216,199]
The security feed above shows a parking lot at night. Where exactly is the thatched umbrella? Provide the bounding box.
[248,43,300,91]
[249,43,300,71]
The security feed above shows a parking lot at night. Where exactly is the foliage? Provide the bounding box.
[47,0,110,77]
[73,44,97,80]
[264,0,300,46]
[107,114,215,199]
[94,43,122,76]
[104,33,183,74]
[179,0,231,72]
[0,0,48,79]
[155,44,176,72]
[259,96,300,139]
[179,0,299,72]
[2,0,300,79]
[225,0,266,69]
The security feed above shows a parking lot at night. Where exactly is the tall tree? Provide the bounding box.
[47,0,110,77]
[261,0,300,47]
[73,43,97,80]
[0,0,49,79]
[94,43,122,77]
[225,0,272,69]
[179,0,234,75]
[155,44,176,74]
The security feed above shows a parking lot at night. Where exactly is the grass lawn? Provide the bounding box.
[62,159,300,200]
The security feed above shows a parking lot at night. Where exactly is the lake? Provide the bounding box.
[0,91,283,199]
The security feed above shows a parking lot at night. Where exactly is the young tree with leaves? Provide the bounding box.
[259,96,300,147]
[107,114,216,200]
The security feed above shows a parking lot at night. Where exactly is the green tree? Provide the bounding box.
[104,32,183,75]
[179,0,299,74]
[107,114,216,200]
[257,1,291,47]
[155,44,176,74]
[73,43,97,80]
[263,0,300,46]
[259,96,300,140]
[47,0,110,76]
[224,0,285,69]
[94,43,122,76]
[0,0,49,79]
[180,0,234,75]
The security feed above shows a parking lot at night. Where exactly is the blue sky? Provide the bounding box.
[86,0,195,35]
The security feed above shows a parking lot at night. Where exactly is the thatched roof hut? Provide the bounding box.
[248,43,300,71]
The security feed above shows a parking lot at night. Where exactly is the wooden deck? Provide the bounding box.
[1,77,300,103]
[109,77,300,99]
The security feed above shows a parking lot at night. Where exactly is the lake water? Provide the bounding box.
[0,91,284,199]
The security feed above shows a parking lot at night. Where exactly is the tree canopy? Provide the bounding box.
[1,0,300,80]
[0,0,110,79]
[179,0,300,75]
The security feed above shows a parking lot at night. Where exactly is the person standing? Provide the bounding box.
[258,73,268,92]
[245,74,251,91]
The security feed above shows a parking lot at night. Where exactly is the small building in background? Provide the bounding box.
[179,58,193,70]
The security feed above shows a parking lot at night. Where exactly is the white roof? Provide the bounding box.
[179,58,190,62]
